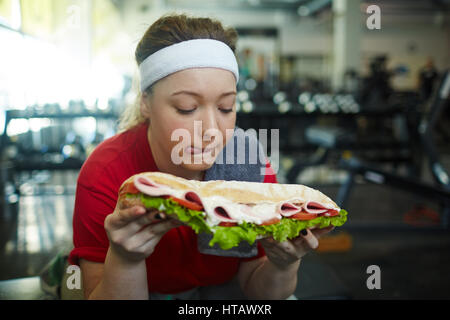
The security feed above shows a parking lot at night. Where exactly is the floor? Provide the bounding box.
[315,227,450,299]
[1,161,449,300]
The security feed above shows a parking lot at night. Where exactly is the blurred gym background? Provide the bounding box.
[0,0,449,299]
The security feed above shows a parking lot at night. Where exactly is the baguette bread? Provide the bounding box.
[119,171,338,208]
[118,171,348,249]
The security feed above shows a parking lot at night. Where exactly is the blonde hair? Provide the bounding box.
[117,71,149,133]
[117,13,238,132]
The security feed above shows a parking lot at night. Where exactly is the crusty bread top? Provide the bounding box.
[119,171,339,209]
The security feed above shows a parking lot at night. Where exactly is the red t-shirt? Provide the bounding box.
[69,122,278,294]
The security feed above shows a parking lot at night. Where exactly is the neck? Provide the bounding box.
[147,126,205,181]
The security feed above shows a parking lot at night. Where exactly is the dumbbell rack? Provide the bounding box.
[0,109,118,202]
[236,99,412,159]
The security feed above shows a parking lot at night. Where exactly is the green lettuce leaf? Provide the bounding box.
[209,222,259,250]
[130,193,348,250]
[136,194,210,235]
[210,209,348,249]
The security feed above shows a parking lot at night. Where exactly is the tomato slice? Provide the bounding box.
[218,222,238,227]
[290,212,318,220]
[326,209,339,217]
[260,218,281,226]
[120,183,140,195]
[169,196,204,211]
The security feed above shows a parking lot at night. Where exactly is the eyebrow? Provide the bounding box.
[170,90,236,98]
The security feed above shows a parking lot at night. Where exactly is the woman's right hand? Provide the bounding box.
[104,204,182,263]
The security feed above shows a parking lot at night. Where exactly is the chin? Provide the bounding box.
[180,161,215,172]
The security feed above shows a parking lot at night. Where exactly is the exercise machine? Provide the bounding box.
[337,70,450,229]
[286,70,450,229]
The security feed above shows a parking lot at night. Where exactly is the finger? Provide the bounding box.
[299,229,319,249]
[111,206,146,227]
[292,236,314,253]
[262,237,301,259]
[260,237,293,255]
[263,239,307,267]
[122,210,166,234]
[125,218,178,250]
[277,239,297,253]
[147,219,180,236]
[137,210,168,227]
[311,226,335,240]
[259,237,277,248]
[120,205,146,220]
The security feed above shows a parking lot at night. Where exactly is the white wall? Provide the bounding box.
[118,1,450,89]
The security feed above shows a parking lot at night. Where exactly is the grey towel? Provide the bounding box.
[197,127,267,258]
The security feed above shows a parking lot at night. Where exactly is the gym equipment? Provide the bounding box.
[337,69,450,228]
[273,91,287,105]
[287,70,450,229]
[237,90,250,103]
[278,101,292,114]
[0,108,118,203]
[298,92,311,105]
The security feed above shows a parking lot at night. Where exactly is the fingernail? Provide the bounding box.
[301,229,308,236]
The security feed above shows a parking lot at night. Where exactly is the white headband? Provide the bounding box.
[139,39,239,92]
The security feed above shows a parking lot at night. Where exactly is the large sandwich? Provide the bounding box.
[118,172,348,250]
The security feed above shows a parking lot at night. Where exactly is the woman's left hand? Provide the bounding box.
[259,226,335,270]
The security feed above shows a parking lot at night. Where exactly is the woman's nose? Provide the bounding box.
[200,107,219,137]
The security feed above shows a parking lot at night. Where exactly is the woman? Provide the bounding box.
[68,13,333,300]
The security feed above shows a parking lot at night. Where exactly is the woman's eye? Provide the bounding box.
[219,107,233,114]
[176,107,196,115]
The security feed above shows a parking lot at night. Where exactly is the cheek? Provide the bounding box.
[151,113,197,151]
[150,103,184,136]
[158,121,193,148]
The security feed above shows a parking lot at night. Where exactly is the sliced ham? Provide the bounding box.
[134,176,173,197]
[304,201,338,216]
[278,199,339,218]
[197,196,240,223]
[131,174,339,226]
[214,206,235,221]
[207,202,280,225]
[240,204,254,216]
[134,176,185,199]
[277,199,305,217]
[303,201,334,215]
[233,203,281,224]
[184,191,204,208]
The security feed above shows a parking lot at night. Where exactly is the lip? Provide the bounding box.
[185,146,215,155]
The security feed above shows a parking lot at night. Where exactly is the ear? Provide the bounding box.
[140,92,151,119]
